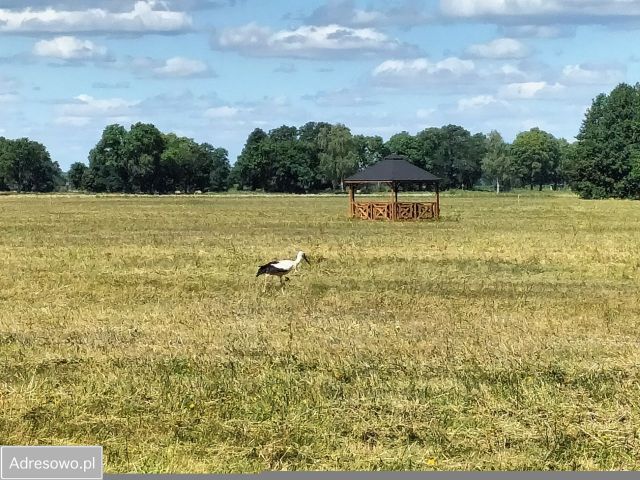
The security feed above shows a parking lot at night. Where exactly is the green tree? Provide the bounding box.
[317,124,358,190]
[454,130,486,189]
[571,83,640,198]
[124,122,165,193]
[0,138,61,192]
[160,134,205,193]
[205,144,230,191]
[429,125,485,189]
[481,131,516,192]
[264,125,312,192]
[415,128,442,173]
[68,162,88,190]
[353,134,389,170]
[232,128,269,190]
[511,127,560,190]
[87,124,128,192]
[299,121,334,190]
[85,124,229,194]
[0,137,15,190]
[385,131,421,165]
[556,138,577,188]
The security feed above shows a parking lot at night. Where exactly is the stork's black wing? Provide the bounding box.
[256,261,288,277]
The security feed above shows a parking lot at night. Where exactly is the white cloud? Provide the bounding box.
[442,0,559,17]
[374,57,474,76]
[371,57,478,89]
[198,96,310,133]
[352,10,385,25]
[416,108,435,119]
[53,116,91,127]
[440,0,640,24]
[500,24,575,38]
[467,38,528,59]
[0,1,191,34]
[303,88,380,107]
[55,94,138,126]
[0,93,19,103]
[121,55,214,78]
[153,57,210,78]
[33,36,107,60]
[499,81,565,99]
[305,0,432,28]
[561,64,625,85]
[500,64,525,77]
[457,94,503,111]
[214,23,415,58]
[204,106,242,118]
[480,63,529,82]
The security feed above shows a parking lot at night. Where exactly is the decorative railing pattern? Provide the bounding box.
[351,201,438,220]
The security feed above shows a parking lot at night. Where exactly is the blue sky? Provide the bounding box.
[1,0,639,169]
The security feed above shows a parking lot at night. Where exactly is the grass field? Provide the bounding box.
[1,191,640,472]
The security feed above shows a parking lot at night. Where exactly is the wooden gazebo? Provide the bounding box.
[344,154,441,221]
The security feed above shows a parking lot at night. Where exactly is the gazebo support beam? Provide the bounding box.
[348,185,355,218]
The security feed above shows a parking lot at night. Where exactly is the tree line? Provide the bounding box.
[0,137,63,192]
[68,123,230,193]
[2,83,639,199]
[231,122,573,192]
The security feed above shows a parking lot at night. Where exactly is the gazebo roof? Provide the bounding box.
[344,154,440,184]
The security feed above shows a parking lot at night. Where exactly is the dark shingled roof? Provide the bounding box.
[344,154,441,183]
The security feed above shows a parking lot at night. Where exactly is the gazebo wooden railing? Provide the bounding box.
[344,154,441,221]
[350,199,438,221]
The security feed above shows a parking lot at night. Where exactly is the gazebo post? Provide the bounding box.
[347,184,355,218]
[435,182,440,219]
[390,182,398,221]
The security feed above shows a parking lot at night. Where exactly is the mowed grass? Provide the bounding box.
[1,192,640,472]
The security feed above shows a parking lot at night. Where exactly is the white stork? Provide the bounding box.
[256,251,310,291]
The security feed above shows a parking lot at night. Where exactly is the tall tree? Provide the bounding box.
[160,134,207,193]
[264,125,312,192]
[205,145,230,192]
[433,125,484,189]
[124,122,165,193]
[511,127,560,190]
[299,121,333,190]
[87,124,128,192]
[481,131,516,192]
[415,128,443,173]
[571,83,640,198]
[232,128,269,190]
[556,138,577,188]
[317,124,358,190]
[0,138,61,192]
[68,162,88,190]
[0,137,15,190]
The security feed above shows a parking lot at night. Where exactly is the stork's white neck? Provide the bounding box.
[294,252,304,265]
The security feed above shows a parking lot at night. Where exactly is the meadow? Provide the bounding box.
[1,191,639,472]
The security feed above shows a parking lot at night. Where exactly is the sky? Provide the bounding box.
[1,0,639,169]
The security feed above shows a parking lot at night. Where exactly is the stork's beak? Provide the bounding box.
[303,254,310,264]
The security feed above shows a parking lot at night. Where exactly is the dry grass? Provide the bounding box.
[1,192,639,472]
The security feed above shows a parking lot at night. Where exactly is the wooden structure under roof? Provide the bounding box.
[344,154,441,221]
